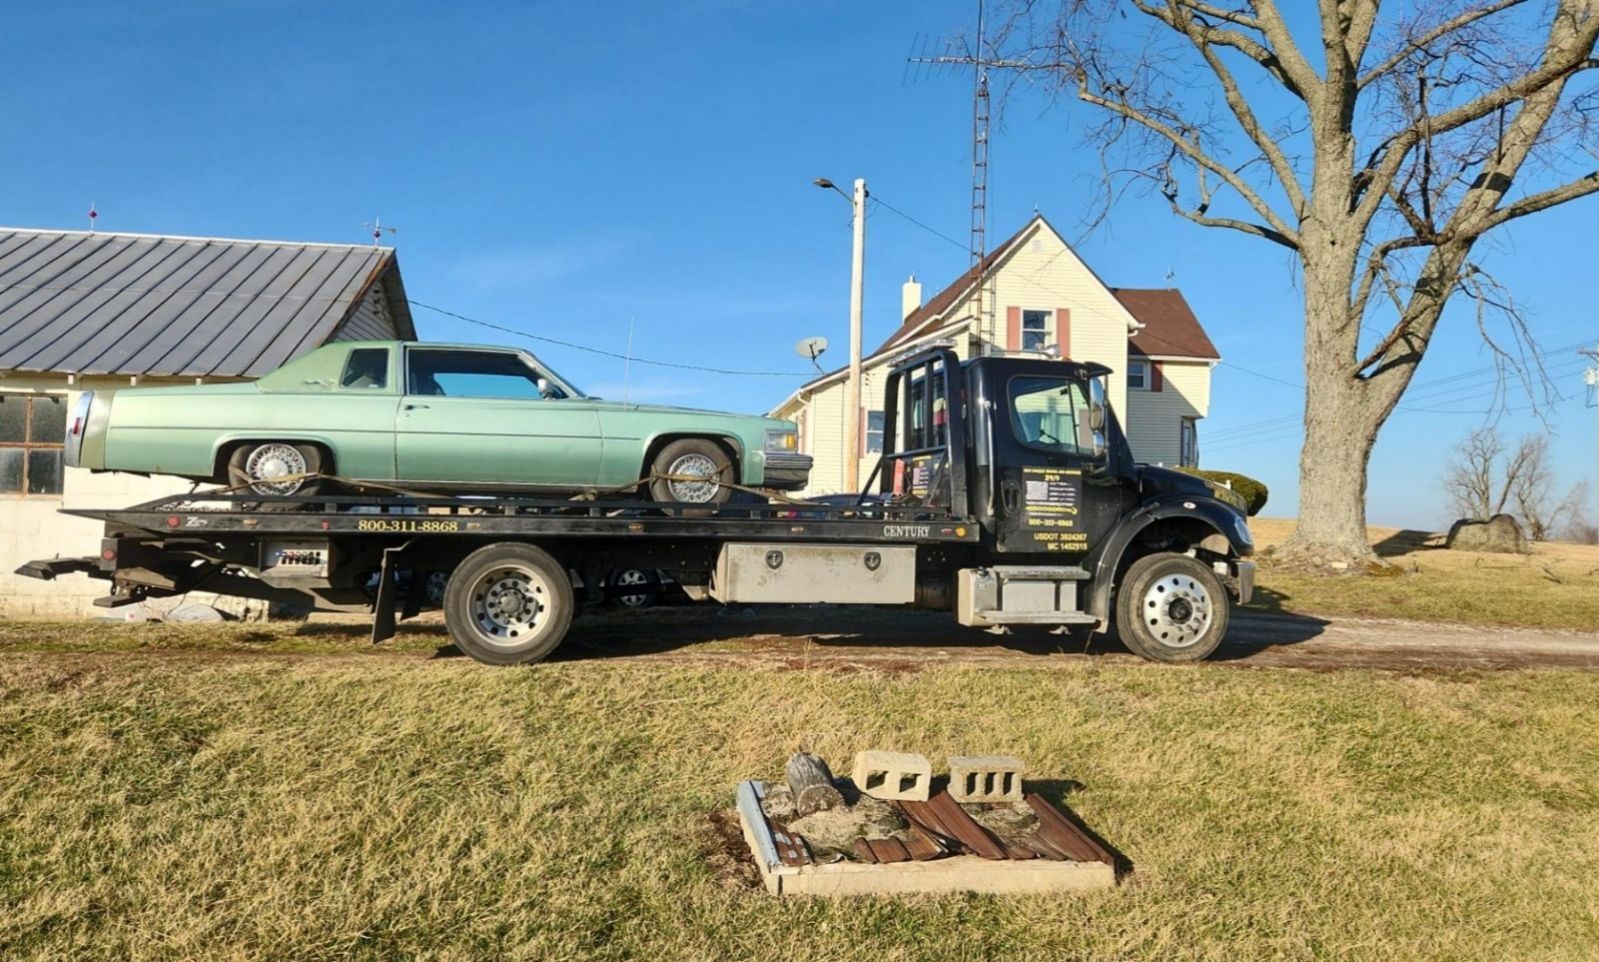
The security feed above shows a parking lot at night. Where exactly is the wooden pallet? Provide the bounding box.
[735,780,1117,896]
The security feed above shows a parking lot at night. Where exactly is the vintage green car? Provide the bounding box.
[65,340,811,504]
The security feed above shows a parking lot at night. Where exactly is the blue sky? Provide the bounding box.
[3,0,1594,528]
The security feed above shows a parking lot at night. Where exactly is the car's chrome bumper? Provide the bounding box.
[762,452,813,490]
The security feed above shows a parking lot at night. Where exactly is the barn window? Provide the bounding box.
[0,394,67,496]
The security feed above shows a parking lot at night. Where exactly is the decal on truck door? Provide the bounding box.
[1020,466,1088,552]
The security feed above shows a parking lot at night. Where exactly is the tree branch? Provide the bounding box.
[1357,0,1530,89]
[1146,0,1308,213]
[1077,86,1302,244]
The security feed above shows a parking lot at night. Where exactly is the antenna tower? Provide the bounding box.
[969,0,995,351]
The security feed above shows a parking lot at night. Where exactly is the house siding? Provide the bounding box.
[1122,360,1212,465]
[774,217,1212,495]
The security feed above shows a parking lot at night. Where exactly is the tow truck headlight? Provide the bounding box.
[1232,512,1254,549]
[765,429,798,452]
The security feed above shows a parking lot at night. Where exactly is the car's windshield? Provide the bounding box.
[1009,375,1094,456]
[406,349,584,400]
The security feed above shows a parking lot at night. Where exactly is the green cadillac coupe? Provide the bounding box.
[64,340,811,505]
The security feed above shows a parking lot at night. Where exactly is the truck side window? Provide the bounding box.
[1009,376,1091,456]
[340,348,390,389]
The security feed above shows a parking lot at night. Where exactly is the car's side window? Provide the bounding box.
[340,348,390,390]
[407,350,545,400]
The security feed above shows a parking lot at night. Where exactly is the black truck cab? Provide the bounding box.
[867,347,1254,659]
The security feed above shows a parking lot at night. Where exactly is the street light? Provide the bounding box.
[815,176,867,493]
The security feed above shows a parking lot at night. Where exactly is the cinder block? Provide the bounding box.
[948,755,1025,803]
[852,750,932,802]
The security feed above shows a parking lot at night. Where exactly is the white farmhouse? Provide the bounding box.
[770,214,1220,496]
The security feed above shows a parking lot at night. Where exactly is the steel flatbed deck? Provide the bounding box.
[68,491,982,545]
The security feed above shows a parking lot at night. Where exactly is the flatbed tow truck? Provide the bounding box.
[18,348,1255,665]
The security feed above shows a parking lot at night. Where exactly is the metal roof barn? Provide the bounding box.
[0,228,415,379]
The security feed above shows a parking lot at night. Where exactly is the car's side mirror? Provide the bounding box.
[536,377,551,398]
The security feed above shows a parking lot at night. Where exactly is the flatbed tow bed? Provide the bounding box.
[20,348,1255,665]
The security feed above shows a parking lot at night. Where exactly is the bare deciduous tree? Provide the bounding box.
[1441,427,1589,539]
[983,0,1599,566]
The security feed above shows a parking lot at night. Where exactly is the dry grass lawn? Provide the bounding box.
[1248,517,1599,630]
[1,621,1598,960]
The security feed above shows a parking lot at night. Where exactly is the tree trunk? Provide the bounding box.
[1279,238,1386,569]
[1283,376,1382,567]
[786,752,844,816]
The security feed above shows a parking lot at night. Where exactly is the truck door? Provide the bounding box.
[987,368,1130,556]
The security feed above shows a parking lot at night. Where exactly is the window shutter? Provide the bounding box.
[1151,362,1164,392]
[1055,308,1070,358]
[1005,306,1020,351]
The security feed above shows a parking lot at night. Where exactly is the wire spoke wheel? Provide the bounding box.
[468,564,551,648]
[665,452,720,503]
[243,442,308,495]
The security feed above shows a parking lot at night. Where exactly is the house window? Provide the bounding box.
[1021,310,1051,351]
[0,394,67,497]
[1127,360,1149,390]
[865,410,885,454]
[1180,417,1199,467]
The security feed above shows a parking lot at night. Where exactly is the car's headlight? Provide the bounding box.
[765,429,798,452]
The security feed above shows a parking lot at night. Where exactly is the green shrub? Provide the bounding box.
[1180,468,1269,516]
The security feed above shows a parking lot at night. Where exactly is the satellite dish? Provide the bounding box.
[795,336,829,371]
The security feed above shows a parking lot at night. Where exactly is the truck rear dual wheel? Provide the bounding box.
[1115,552,1230,663]
[443,543,574,666]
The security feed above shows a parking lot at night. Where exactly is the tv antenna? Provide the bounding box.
[795,336,829,372]
[363,216,399,246]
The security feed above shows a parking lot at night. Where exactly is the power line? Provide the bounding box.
[408,301,810,378]
[870,196,968,251]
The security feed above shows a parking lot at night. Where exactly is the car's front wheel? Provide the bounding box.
[226,441,324,500]
[646,438,735,508]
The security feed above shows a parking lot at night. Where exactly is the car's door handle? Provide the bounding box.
[403,403,430,411]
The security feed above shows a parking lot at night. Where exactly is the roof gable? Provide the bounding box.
[0,228,415,378]
[1112,288,1220,360]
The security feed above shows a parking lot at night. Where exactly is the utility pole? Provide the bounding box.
[815,175,868,493]
[846,177,866,493]
[1583,344,1599,521]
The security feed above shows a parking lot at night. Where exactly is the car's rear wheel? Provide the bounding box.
[647,438,735,509]
[226,441,324,502]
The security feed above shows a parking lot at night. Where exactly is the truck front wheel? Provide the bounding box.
[1114,552,1230,662]
[443,543,574,666]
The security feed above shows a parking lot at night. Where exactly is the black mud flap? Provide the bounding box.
[370,540,415,646]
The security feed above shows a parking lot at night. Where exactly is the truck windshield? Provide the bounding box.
[1009,375,1094,456]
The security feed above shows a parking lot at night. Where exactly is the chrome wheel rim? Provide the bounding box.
[469,564,550,648]
[1142,572,1213,649]
[665,452,720,503]
[612,568,653,607]
[244,443,308,495]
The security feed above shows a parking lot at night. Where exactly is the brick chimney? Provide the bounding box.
[902,274,923,320]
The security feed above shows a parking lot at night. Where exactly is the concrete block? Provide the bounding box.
[948,755,1025,803]
[852,750,932,801]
